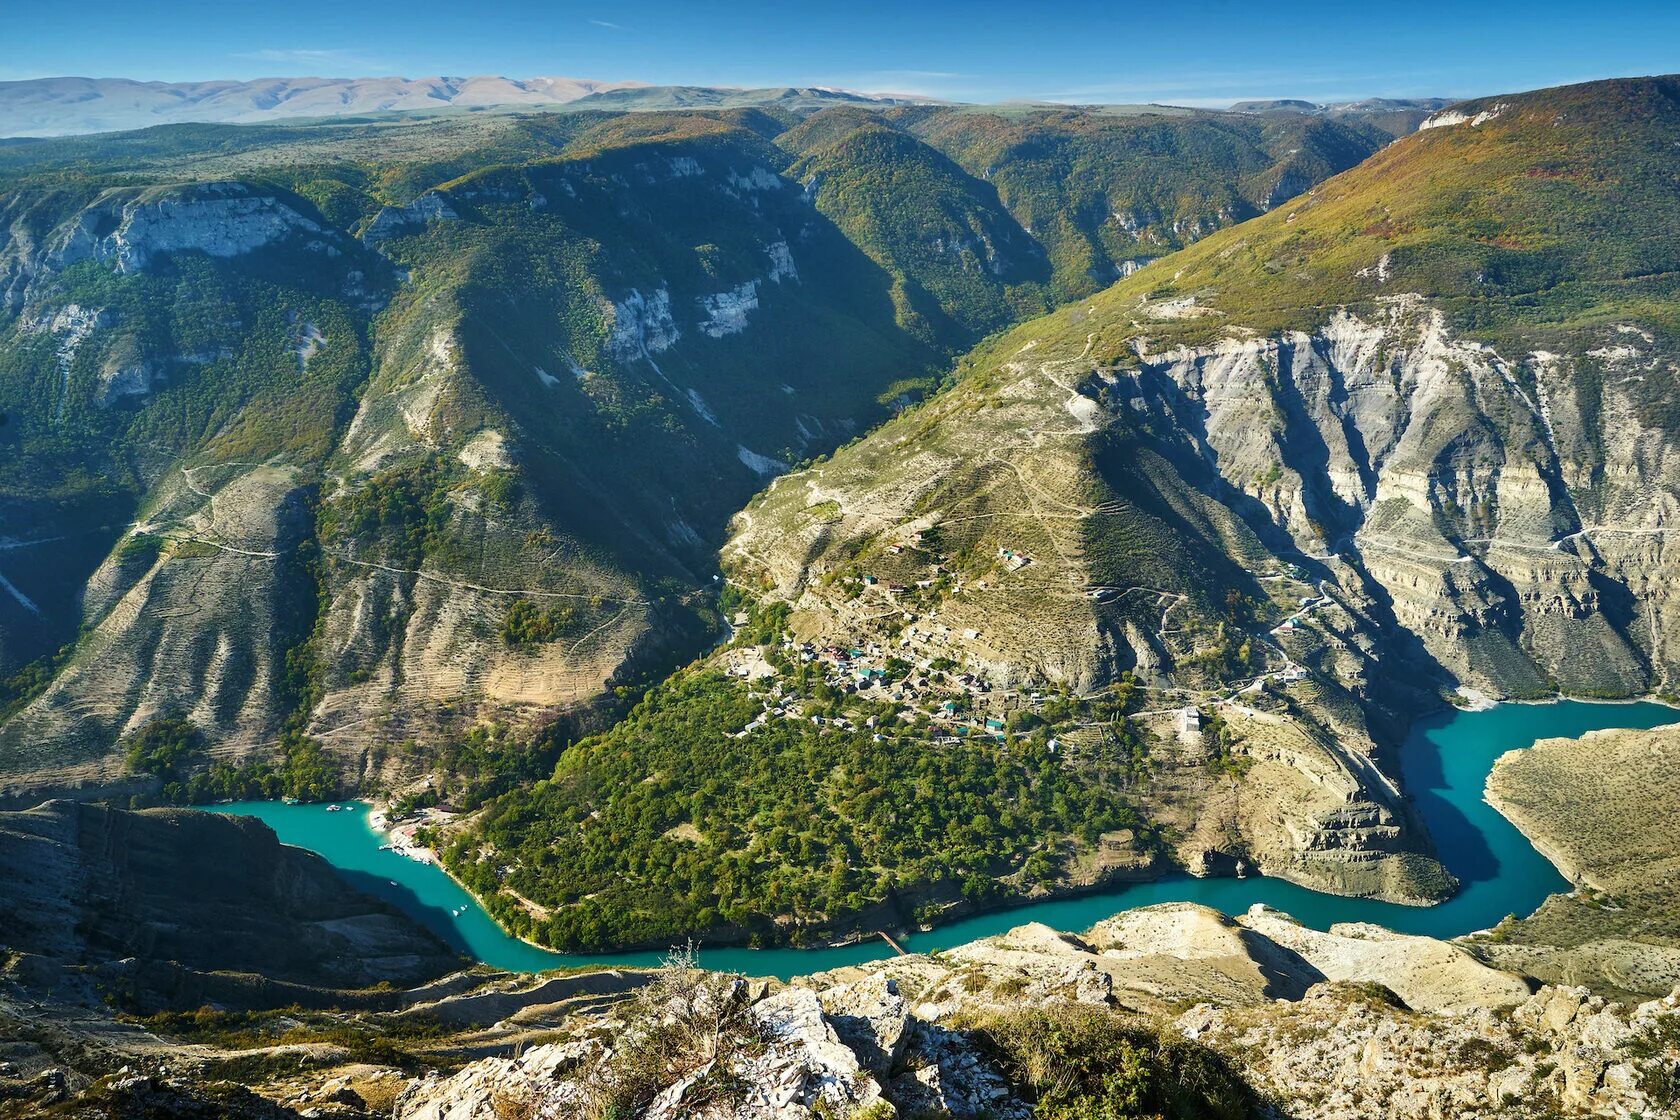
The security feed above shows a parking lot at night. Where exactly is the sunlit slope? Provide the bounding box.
[729,74,1680,746]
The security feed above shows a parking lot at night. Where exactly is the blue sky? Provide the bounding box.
[8,0,1680,106]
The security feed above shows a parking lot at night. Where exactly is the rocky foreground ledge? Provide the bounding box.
[3,801,1676,1118]
[7,899,1677,1118]
[382,903,1677,1120]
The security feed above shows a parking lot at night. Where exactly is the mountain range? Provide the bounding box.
[0,75,935,137]
[2,70,1680,1120]
[0,98,1399,804]
[0,75,1451,139]
[0,75,650,136]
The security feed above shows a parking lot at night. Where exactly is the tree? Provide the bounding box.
[123,717,205,783]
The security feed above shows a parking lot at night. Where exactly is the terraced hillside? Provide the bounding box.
[0,102,1380,798]
[724,75,1680,909]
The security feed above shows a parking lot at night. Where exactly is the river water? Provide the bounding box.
[217,699,1676,980]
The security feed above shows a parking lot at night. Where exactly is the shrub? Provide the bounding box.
[122,716,205,783]
[581,946,766,1120]
[972,1004,1258,1119]
[502,598,574,648]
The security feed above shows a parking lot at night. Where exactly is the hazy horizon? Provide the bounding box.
[11,0,1680,107]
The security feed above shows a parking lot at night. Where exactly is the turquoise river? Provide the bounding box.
[218,699,1677,980]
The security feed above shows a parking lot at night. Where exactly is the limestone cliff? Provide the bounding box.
[724,76,1680,903]
[0,801,460,1001]
[1477,720,1680,998]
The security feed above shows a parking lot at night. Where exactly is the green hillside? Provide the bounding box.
[897,107,1391,300]
[1015,76,1680,358]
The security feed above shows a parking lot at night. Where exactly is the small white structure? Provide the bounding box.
[1174,706,1203,740]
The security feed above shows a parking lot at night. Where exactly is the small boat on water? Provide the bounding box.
[325,804,343,812]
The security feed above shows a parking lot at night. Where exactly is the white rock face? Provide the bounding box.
[394,1040,598,1120]
[1419,102,1509,130]
[765,239,799,283]
[684,388,721,426]
[363,191,460,243]
[737,445,786,476]
[49,183,326,272]
[727,165,784,193]
[95,336,160,407]
[607,286,680,359]
[20,302,111,418]
[699,281,760,337]
[1122,297,1670,697]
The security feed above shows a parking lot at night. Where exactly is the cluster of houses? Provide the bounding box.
[997,546,1032,571]
[723,630,1074,747]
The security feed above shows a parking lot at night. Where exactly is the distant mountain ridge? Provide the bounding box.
[3,75,1447,140]
[0,74,655,136]
[1226,95,1454,136]
[1227,96,1452,113]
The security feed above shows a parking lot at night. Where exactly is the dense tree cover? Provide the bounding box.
[780,114,1052,348]
[446,670,1150,950]
[501,598,575,648]
[122,716,205,784]
[0,640,76,721]
[719,583,788,645]
[316,462,455,572]
[177,734,342,804]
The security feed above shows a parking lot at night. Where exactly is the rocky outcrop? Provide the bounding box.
[361,192,460,244]
[48,182,335,275]
[392,966,1021,1120]
[0,801,459,1002]
[1238,906,1531,1013]
[606,286,680,360]
[1135,302,1671,700]
[382,906,1679,1120]
[1181,982,1680,1120]
[1477,720,1680,997]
